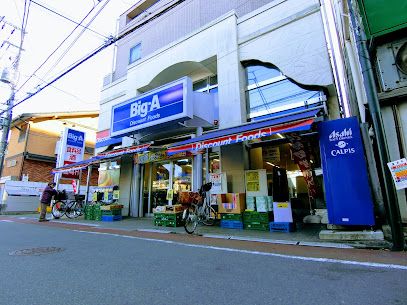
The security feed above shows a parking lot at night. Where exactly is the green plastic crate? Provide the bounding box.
[221,214,243,221]
[243,211,271,224]
[244,222,270,231]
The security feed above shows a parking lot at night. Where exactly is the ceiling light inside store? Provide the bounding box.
[266,162,278,167]
[276,133,284,138]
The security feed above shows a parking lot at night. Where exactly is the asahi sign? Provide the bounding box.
[56,128,86,179]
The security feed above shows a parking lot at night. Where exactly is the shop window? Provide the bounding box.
[245,64,325,120]
[202,153,220,183]
[129,43,141,64]
[193,75,218,93]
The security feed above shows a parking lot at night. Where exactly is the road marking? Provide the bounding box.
[0,220,14,223]
[72,230,407,270]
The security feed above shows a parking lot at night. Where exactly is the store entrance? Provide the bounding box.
[143,158,192,216]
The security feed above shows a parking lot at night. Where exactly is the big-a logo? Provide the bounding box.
[130,94,161,118]
[67,131,84,144]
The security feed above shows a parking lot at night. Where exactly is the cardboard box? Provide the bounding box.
[216,194,226,205]
[218,193,246,214]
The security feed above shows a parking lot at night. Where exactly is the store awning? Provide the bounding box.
[52,143,151,174]
[167,108,323,154]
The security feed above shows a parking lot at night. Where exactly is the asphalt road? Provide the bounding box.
[0,220,406,305]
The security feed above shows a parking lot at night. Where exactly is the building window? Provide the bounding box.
[18,125,28,143]
[245,64,325,120]
[129,43,141,64]
[193,75,218,93]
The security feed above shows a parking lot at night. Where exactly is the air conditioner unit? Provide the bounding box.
[375,37,407,92]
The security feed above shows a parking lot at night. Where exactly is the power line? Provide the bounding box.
[31,0,109,39]
[4,0,260,117]
[15,0,105,96]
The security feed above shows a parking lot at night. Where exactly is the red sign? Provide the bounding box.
[168,118,314,154]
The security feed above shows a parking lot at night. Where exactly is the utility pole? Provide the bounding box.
[0,18,25,178]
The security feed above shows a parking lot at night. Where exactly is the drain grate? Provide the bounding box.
[9,247,65,256]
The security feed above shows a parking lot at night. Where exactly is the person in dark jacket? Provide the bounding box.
[39,182,57,222]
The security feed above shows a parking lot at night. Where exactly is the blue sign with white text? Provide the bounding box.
[318,117,375,226]
[111,78,192,137]
[66,129,85,148]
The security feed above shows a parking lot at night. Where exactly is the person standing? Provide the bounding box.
[39,182,57,222]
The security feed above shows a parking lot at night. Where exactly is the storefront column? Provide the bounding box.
[130,163,140,217]
[194,127,203,190]
[85,165,92,203]
[220,143,249,193]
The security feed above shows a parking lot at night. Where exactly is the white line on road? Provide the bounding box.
[0,220,14,223]
[71,229,407,271]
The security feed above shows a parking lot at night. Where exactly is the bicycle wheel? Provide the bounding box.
[184,206,198,234]
[202,205,216,226]
[52,201,65,219]
[66,201,80,219]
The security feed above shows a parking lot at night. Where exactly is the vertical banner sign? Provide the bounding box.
[57,128,86,180]
[286,134,318,199]
[318,117,375,226]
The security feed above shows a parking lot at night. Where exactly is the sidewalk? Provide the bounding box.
[5,213,392,250]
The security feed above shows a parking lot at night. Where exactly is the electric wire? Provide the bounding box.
[31,0,109,39]
[4,0,295,117]
[41,0,112,83]
[15,0,104,95]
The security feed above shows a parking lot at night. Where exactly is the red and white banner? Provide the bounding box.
[168,118,314,154]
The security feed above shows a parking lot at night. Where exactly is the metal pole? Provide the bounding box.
[348,0,405,250]
[0,20,25,178]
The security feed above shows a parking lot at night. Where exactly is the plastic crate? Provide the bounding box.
[221,214,243,221]
[243,211,271,224]
[244,222,270,231]
[102,209,122,216]
[220,220,243,229]
[154,219,183,227]
[269,222,295,232]
[101,215,122,222]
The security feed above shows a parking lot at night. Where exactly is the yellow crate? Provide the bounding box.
[100,204,124,210]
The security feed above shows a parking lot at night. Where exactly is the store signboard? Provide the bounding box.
[387,158,407,190]
[111,77,193,137]
[318,117,374,225]
[95,129,122,148]
[135,151,190,164]
[168,118,313,154]
[56,128,86,180]
[262,147,280,163]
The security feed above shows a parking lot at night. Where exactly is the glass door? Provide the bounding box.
[151,161,171,208]
[172,158,192,204]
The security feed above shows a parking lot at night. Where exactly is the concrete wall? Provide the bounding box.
[382,105,407,222]
[238,0,333,87]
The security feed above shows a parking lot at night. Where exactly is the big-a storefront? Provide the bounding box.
[54,75,376,231]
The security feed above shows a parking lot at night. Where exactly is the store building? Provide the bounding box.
[55,0,377,231]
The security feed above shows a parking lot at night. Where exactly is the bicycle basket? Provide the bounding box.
[55,190,67,201]
[74,194,86,201]
[200,182,212,193]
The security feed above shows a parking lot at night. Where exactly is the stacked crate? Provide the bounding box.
[101,204,123,221]
[84,204,102,220]
[243,211,272,231]
[153,211,184,227]
[220,213,243,229]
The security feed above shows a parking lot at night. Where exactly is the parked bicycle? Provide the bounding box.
[182,182,217,234]
[52,190,86,219]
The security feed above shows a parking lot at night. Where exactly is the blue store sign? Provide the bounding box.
[318,117,375,226]
[111,77,193,137]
